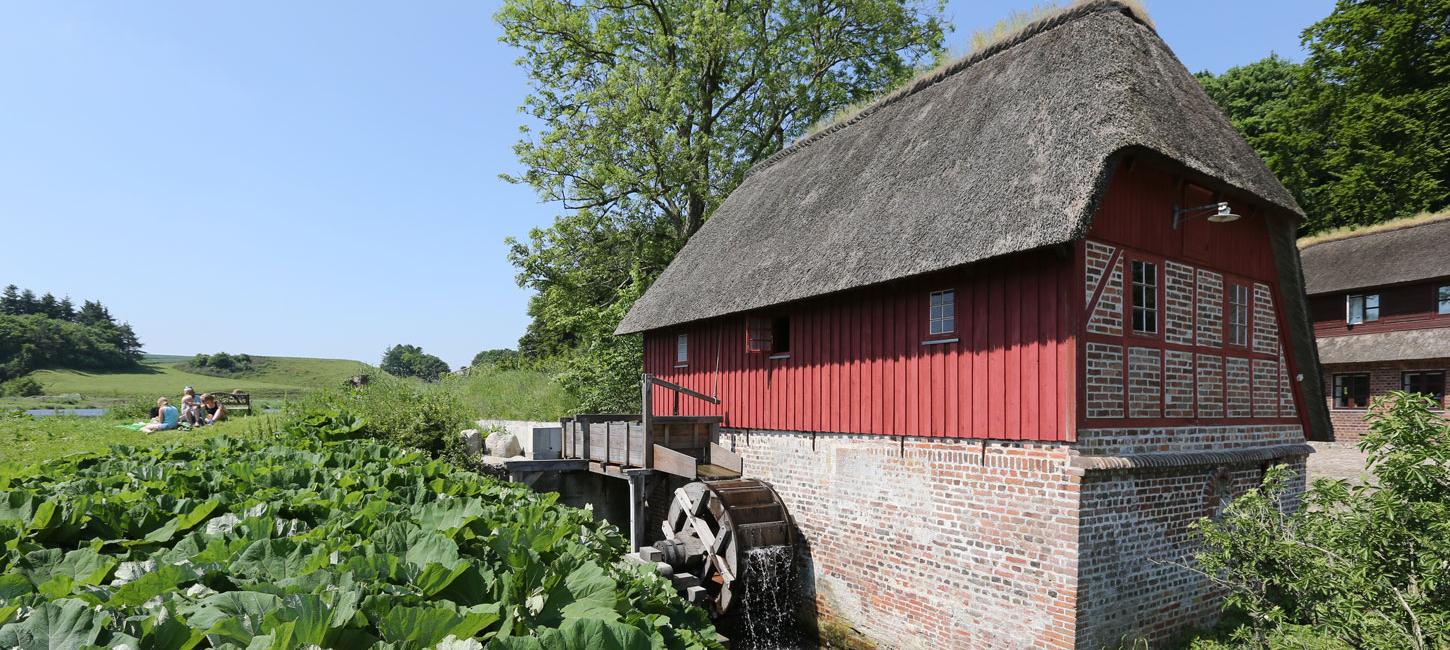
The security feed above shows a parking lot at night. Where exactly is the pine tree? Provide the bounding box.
[0,285,19,315]
[18,289,37,315]
[58,296,75,321]
[38,293,60,319]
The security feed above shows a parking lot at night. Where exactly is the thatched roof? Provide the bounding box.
[617,0,1301,335]
[1318,328,1450,365]
[1299,214,1450,295]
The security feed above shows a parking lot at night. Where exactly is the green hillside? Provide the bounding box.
[21,355,372,404]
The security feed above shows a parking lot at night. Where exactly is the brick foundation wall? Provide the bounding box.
[720,429,1082,650]
[1321,359,1450,441]
[1074,456,1307,648]
[718,424,1307,649]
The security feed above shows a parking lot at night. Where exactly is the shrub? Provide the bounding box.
[380,344,451,382]
[1190,391,1450,649]
[288,375,473,460]
[179,352,255,377]
[0,375,42,397]
[110,395,159,421]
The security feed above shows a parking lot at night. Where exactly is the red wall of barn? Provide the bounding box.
[641,159,1310,440]
[642,247,1079,441]
[1082,160,1309,428]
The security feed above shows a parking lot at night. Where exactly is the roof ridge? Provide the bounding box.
[742,0,1153,180]
[1298,211,1450,250]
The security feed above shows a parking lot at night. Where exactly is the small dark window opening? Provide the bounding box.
[747,316,791,355]
[771,317,791,354]
[1334,374,1370,409]
[1131,260,1158,334]
[1403,371,1445,405]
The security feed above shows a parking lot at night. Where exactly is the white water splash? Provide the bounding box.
[738,545,802,650]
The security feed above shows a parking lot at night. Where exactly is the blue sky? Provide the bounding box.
[0,0,1332,369]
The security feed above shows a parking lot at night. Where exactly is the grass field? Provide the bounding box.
[2,354,581,465]
[5,355,373,408]
[456,367,579,421]
[0,413,266,467]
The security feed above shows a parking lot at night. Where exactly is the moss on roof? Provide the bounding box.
[1297,211,1450,250]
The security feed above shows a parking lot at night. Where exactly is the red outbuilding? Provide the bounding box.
[614,3,1329,648]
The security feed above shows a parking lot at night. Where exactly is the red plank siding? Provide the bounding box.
[644,247,1077,441]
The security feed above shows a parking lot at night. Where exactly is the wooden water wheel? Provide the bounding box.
[659,478,794,616]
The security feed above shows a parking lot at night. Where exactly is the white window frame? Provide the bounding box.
[675,334,688,366]
[929,290,955,336]
[1228,284,1251,346]
[1439,285,1450,315]
[1130,260,1158,334]
[1347,293,1380,325]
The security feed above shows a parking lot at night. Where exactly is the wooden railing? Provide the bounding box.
[559,374,724,473]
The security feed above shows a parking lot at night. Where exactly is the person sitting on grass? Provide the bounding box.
[141,397,179,433]
[200,393,227,425]
[179,386,205,427]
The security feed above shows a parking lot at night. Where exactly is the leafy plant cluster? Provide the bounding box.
[1189,392,1450,649]
[0,377,43,398]
[286,376,475,463]
[0,420,721,649]
[1197,0,1450,233]
[0,284,144,383]
[180,354,257,378]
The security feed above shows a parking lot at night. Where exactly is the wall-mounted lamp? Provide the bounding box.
[1172,201,1240,229]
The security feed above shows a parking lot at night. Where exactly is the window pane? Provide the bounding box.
[676,334,688,363]
[1131,262,1157,334]
[1439,286,1450,314]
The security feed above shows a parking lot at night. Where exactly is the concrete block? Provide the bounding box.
[669,572,700,590]
[685,585,708,604]
[638,545,664,562]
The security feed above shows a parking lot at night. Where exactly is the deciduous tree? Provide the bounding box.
[498,0,947,409]
[1198,0,1450,232]
[380,344,452,382]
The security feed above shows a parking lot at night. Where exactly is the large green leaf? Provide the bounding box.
[0,571,34,600]
[377,604,500,650]
[0,598,111,649]
[107,563,200,607]
[143,500,221,544]
[535,561,618,626]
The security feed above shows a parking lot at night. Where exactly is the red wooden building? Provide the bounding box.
[1300,215,1450,440]
[615,3,1328,648]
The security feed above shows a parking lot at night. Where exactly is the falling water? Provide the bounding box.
[737,545,802,650]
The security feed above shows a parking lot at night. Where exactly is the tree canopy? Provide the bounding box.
[497,0,948,410]
[380,344,452,382]
[0,283,144,382]
[1198,0,1450,233]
